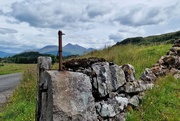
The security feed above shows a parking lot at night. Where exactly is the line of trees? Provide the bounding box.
[3,52,57,64]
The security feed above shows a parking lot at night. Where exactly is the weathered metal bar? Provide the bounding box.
[58,30,65,71]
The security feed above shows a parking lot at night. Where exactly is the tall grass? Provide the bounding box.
[83,44,171,77]
[126,75,180,121]
[0,66,37,121]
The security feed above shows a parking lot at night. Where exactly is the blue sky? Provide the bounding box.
[0,0,180,53]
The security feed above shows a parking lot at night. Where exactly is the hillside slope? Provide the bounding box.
[83,44,171,77]
[116,30,180,45]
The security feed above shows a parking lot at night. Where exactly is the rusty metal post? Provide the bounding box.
[58,30,65,71]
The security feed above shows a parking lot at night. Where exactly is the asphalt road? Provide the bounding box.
[0,73,22,93]
[0,73,22,110]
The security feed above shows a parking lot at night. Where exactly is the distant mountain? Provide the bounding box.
[38,45,58,54]
[116,30,180,45]
[0,51,15,58]
[37,43,94,56]
[63,43,93,55]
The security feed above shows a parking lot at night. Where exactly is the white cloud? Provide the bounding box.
[0,0,180,53]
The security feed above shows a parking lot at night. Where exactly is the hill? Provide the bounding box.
[11,51,55,64]
[116,30,180,45]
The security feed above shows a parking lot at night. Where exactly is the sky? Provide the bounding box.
[0,0,180,53]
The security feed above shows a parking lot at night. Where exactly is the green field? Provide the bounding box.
[0,43,180,120]
[0,64,36,75]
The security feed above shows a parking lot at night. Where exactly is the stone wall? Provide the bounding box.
[36,39,180,121]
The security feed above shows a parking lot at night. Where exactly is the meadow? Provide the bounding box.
[0,43,180,120]
[0,63,35,75]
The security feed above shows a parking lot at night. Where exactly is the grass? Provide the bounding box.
[83,44,171,77]
[126,75,180,121]
[0,65,37,121]
[0,63,35,75]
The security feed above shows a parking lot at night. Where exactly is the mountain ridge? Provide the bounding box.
[37,43,94,56]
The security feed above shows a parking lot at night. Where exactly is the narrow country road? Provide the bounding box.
[0,73,22,110]
[0,73,22,92]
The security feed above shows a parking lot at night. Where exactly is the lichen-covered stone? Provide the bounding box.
[95,102,116,118]
[140,68,157,82]
[91,62,126,97]
[48,71,97,121]
[121,64,135,82]
[128,95,139,107]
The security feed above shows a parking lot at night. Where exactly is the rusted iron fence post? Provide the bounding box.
[36,56,52,121]
[58,30,65,71]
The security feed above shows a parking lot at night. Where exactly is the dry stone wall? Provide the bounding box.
[62,59,153,121]
[37,39,180,121]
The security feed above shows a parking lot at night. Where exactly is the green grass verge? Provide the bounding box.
[0,67,37,121]
[126,75,180,121]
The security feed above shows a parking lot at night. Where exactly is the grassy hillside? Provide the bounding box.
[83,44,171,77]
[116,30,180,45]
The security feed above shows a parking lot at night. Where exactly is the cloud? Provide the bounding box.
[112,2,180,27]
[0,10,4,15]
[109,33,123,42]
[9,0,85,29]
[86,3,110,19]
[0,0,180,53]
[0,27,18,34]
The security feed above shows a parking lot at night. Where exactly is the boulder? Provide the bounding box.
[109,64,126,91]
[172,39,180,47]
[140,68,157,82]
[170,47,180,55]
[115,96,129,111]
[95,102,116,118]
[91,62,126,98]
[151,64,167,77]
[91,62,111,97]
[121,64,135,82]
[48,71,97,121]
[163,55,176,68]
[124,80,154,93]
[128,95,139,107]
